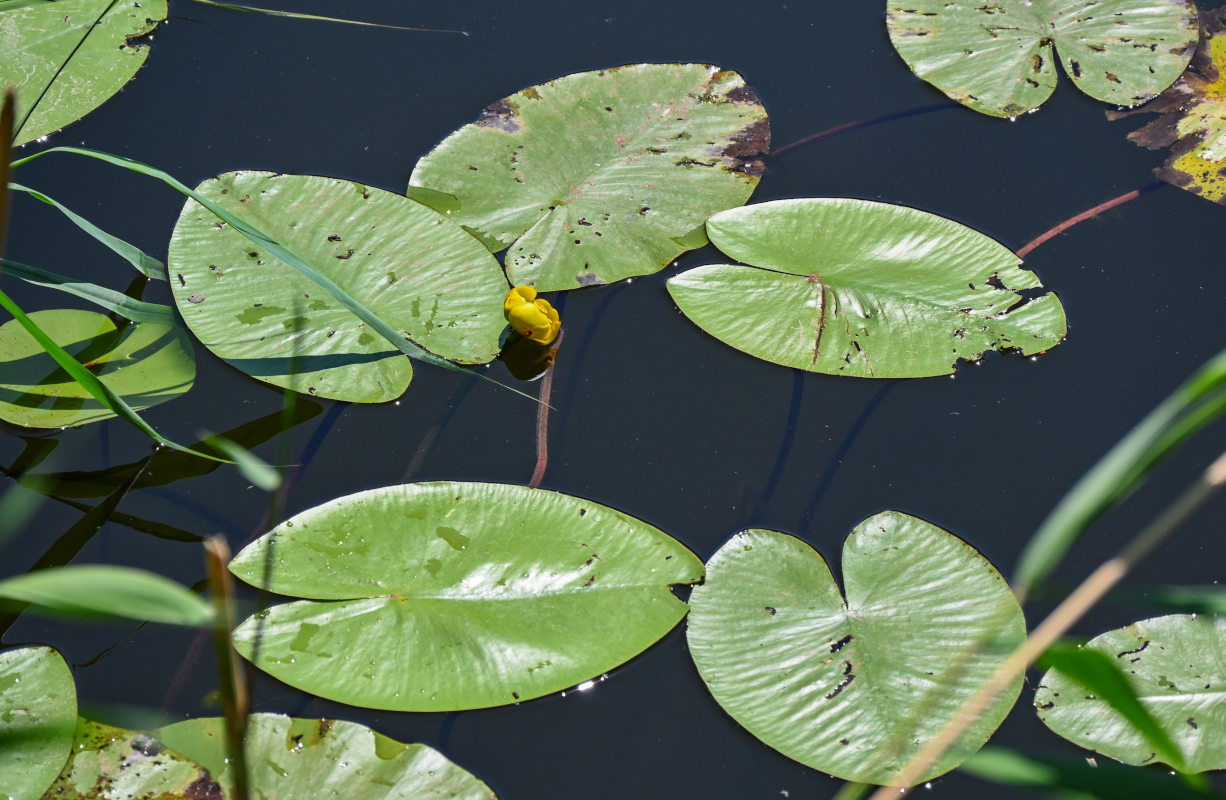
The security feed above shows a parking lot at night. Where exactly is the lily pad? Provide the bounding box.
[228,482,704,711]
[0,309,195,428]
[1035,614,1226,771]
[0,646,77,800]
[168,171,510,403]
[887,0,1198,118]
[407,63,769,290]
[40,718,216,799]
[686,512,1026,785]
[1109,8,1226,204]
[1,0,168,147]
[156,713,496,799]
[667,198,1065,378]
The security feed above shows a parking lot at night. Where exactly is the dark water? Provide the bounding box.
[4,2,1226,797]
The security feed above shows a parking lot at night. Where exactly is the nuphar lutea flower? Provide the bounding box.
[503,286,560,345]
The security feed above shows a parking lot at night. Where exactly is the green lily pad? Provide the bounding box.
[0,646,77,800]
[1110,8,1226,204]
[168,171,509,403]
[407,63,769,290]
[1,0,168,147]
[686,512,1026,785]
[0,309,195,428]
[887,0,1198,118]
[667,198,1065,378]
[156,713,495,799]
[40,718,215,799]
[1035,614,1226,771]
[229,481,704,711]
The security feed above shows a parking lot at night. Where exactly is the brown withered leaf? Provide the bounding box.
[1109,7,1226,204]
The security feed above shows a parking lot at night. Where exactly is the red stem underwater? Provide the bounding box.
[1017,180,1165,259]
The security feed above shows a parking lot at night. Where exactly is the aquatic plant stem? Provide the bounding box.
[529,331,563,489]
[769,103,951,165]
[204,535,250,800]
[868,447,1226,798]
[1016,180,1165,259]
[0,88,14,270]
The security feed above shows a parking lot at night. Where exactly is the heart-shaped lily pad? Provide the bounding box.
[667,198,1065,378]
[0,309,195,428]
[228,482,703,711]
[156,713,496,798]
[407,63,769,290]
[0,646,77,800]
[887,0,1198,118]
[1,0,168,146]
[686,512,1025,785]
[1035,614,1226,772]
[168,171,509,402]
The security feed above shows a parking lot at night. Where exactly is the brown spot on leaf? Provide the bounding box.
[722,118,771,177]
[477,98,521,133]
[575,271,606,287]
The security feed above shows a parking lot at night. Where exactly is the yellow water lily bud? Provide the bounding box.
[503,286,560,345]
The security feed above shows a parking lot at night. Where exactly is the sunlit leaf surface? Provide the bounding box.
[887,0,1198,117]
[687,513,1025,785]
[1036,614,1226,771]
[156,713,496,799]
[407,63,768,290]
[668,199,1065,377]
[0,646,76,800]
[168,171,509,402]
[0,309,195,428]
[229,482,703,711]
[1,0,168,146]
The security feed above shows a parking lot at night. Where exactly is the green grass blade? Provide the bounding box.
[199,431,281,491]
[7,182,168,280]
[1,258,175,323]
[184,0,469,34]
[12,146,536,402]
[0,286,226,462]
[0,565,213,626]
[1014,347,1226,597]
[961,746,1216,799]
[1039,644,1190,775]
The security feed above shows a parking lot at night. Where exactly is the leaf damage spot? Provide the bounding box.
[477,98,521,133]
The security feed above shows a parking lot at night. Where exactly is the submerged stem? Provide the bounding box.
[769,103,952,164]
[529,331,563,489]
[1017,180,1164,259]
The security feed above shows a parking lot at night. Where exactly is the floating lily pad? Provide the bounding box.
[0,309,195,428]
[40,718,215,799]
[407,63,769,290]
[156,713,496,799]
[667,198,1065,377]
[1109,8,1226,204]
[686,512,1026,785]
[168,171,509,402]
[1035,614,1226,771]
[228,482,703,711]
[0,646,77,800]
[887,0,1198,118]
[1,0,168,147]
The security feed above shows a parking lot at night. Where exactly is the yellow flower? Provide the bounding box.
[503,286,560,345]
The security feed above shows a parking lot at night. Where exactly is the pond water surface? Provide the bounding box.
[5,2,1226,797]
